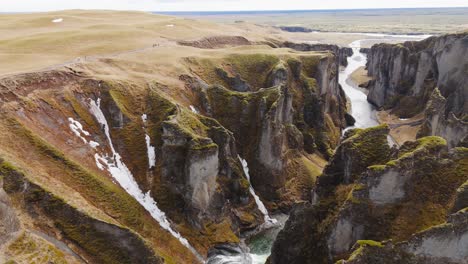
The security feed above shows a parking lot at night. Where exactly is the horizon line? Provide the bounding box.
[2,6,468,14]
[154,6,468,13]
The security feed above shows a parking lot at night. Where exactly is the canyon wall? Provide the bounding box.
[269,126,468,263]
[185,51,348,209]
[0,44,348,262]
[366,33,468,147]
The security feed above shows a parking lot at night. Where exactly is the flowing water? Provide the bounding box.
[340,40,379,129]
[238,156,277,226]
[238,156,281,263]
[341,35,430,142]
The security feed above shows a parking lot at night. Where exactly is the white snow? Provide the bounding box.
[68,117,99,149]
[145,134,156,168]
[69,118,87,143]
[94,153,107,171]
[89,141,100,149]
[238,156,277,226]
[166,24,175,27]
[52,18,63,23]
[189,105,199,114]
[141,114,156,168]
[87,99,203,261]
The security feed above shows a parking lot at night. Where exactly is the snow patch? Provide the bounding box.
[89,141,100,149]
[189,105,199,114]
[88,99,203,261]
[141,114,148,123]
[145,134,156,168]
[52,18,63,23]
[166,24,175,27]
[68,117,99,148]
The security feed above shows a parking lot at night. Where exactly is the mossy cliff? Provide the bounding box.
[366,32,468,147]
[269,131,468,263]
[269,125,393,264]
[418,88,468,148]
[184,52,347,208]
[281,42,353,67]
[0,70,244,261]
[0,159,163,264]
[0,44,351,261]
[340,209,468,264]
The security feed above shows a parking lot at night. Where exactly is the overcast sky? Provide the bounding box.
[2,0,467,12]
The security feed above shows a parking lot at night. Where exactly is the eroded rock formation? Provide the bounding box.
[366,33,468,147]
[269,126,468,263]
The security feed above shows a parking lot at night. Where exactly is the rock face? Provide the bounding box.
[366,33,467,146]
[342,210,468,264]
[418,88,468,148]
[269,127,468,263]
[186,51,348,208]
[282,41,353,67]
[0,42,351,262]
[269,125,393,263]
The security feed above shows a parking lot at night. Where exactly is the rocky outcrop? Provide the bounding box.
[160,108,256,225]
[270,131,468,263]
[418,88,468,148]
[269,125,393,263]
[282,41,353,66]
[186,51,348,208]
[341,210,468,264]
[366,33,467,146]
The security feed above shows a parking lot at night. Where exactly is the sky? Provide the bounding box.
[1,0,467,12]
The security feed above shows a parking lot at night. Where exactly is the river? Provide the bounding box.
[209,34,431,264]
[340,35,430,137]
[340,40,379,129]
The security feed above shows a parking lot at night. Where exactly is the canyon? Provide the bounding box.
[0,10,467,264]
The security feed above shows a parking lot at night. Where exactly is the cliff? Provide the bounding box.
[366,33,468,147]
[184,51,348,209]
[0,38,346,261]
[269,127,468,263]
[282,41,353,67]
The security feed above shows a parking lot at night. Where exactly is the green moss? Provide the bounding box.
[302,76,318,93]
[398,136,446,160]
[64,91,97,129]
[356,240,384,248]
[239,177,251,190]
[368,165,386,172]
[0,160,17,175]
[226,54,280,88]
[336,124,392,181]
[300,55,322,78]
